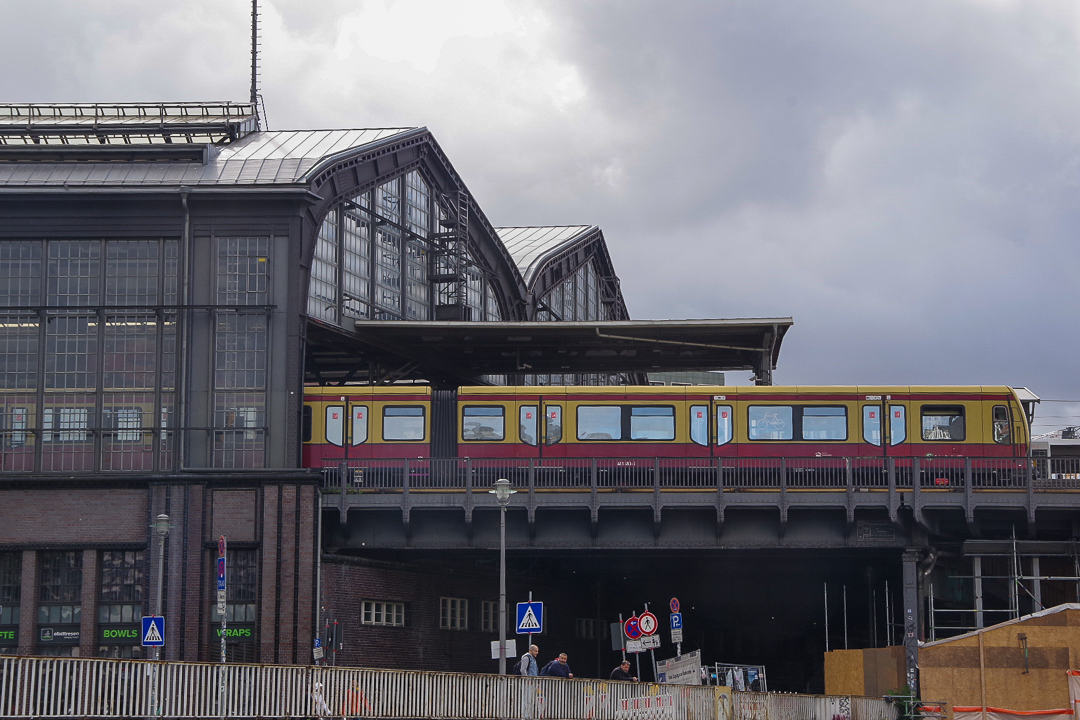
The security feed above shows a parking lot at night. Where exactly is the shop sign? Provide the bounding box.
[213,623,255,642]
[0,627,18,645]
[98,625,141,643]
[40,626,80,643]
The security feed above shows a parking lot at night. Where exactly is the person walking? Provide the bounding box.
[540,653,573,678]
[609,660,637,682]
[518,644,539,676]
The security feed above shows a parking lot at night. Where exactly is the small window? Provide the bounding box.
[863,405,882,446]
[462,406,505,441]
[993,406,1011,445]
[716,406,733,445]
[748,406,793,440]
[578,406,622,440]
[690,405,708,446]
[801,407,847,441]
[575,617,598,640]
[351,405,368,445]
[325,406,344,447]
[361,600,404,627]
[630,406,675,440]
[520,406,538,446]
[545,405,562,445]
[440,597,468,630]
[921,405,966,441]
[481,600,502,633]
[890,406,906,445]
[383,406,425,441]
[301,405,312,443]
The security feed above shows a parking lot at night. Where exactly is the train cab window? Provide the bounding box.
[921,406,965,441]
[748,406,793,441]
[690,406,708,446]
[630,406,675,441]
[993,405,1012,444]
[462,407,505,441]
[302,406,312,443]
[802,407,847,441]
[352,406,368,445]
[578,406,621,440]
[383,406,425,441]
[716,406,733,445]
[545,405,562,445]
[520,406,538,446]
[325,406,345,447]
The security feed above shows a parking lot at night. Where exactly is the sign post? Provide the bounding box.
[669,597,683,657]
[217,535,227,719]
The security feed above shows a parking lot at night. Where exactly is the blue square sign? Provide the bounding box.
[141,616,165,647]
[516,602,543,634]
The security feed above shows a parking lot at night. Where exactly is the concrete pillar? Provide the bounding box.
[902,549,920,694]
[17,549,37,656]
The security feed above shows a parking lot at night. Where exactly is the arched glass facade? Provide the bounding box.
[308,170,502,327]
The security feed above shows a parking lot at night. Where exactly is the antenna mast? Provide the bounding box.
[250,0,261,126]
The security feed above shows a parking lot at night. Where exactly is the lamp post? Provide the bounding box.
[489,478,516,674]
[151,513,169,717]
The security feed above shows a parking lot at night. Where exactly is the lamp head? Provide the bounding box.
[153,513,171,538]
[490,478,516,505]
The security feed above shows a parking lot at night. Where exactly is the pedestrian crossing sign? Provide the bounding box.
[516,602,543,634]
[141,616,165,647]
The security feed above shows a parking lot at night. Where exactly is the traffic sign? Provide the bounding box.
[624,615,643,640]
[141,616,165,647]
[626,639,644,654]
[639,611,658,636]
[670,598,680,613]
[642,635,661,649]
[516,602,543,634]
[670,613,682,629]
[671,628,683,644]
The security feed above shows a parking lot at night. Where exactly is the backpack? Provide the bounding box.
[516,655,530,676]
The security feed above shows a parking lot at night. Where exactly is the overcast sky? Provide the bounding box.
[3,0,1078,432]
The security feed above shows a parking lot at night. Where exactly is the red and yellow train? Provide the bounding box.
[301,385,1034,465]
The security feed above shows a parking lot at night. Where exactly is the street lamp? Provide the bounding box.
[152,513,170,661]
[489,478,516,674]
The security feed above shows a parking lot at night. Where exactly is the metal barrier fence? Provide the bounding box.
[320,456,1080,492]
[0,656,896,720]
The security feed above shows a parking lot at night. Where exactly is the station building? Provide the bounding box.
[0,102,641,663]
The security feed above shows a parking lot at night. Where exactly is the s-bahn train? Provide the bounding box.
[301,385,1035,466]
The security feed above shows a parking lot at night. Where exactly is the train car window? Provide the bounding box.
[921,405,965,441]
[520,406,538,446]
[716,406,733,445]
[748,406,793,441]
[325,406,345,447]
[352,406,368,445]
[802,407,847,441]
[301,405,312,443]
[690,406,708,446]
[889,406,906,445]
[630,406,675,440]
[545,405,562,445]
[993,405,1011,444]
[863,406,882,446]
[9,407,28,447]
[462,406,505,441]
[578,406,621,440]
[43,407,89,442]
[383,406,426,441]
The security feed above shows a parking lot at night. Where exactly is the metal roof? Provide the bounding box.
[305,317,792,387]
[496,225,594,283]
[0,128,419,188]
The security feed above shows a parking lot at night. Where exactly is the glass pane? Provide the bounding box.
[383,406,425,440]
[716,406,733,445]
[802,407,847,441]
[748,406,793,441]
[921,406,965,441]
[519,406,538,446]
[545,406,562,445]
[993,405,1011,445]
[630,406,674,440]
[462,407,505,441]
[890,405,906,445]
[325,406,344,447]
[690,405,708,446]
[577,406,621,440]
[863,406,882,446]
[352,405,368,445]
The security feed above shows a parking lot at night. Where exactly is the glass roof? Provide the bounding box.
[496,225,593,283]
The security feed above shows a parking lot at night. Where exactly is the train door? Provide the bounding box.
[538,391,566,459]
[319,398,374,460]
[990,402,1021,458]
[859,394,908,457]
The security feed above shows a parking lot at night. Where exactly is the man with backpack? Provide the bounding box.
[517,644,539,676]
[540,653,573,678]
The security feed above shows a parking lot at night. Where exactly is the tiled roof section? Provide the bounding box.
[496,225,594,283]
[0,128,419,188]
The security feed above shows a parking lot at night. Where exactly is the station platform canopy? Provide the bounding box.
[305,317,792,387]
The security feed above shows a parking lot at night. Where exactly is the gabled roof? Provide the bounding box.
[497,225,594,283]
[921,603,1080,647]
[0,128,419,188]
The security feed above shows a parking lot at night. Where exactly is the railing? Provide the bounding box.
[0,656,896,720]
[319,456,1080,492]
